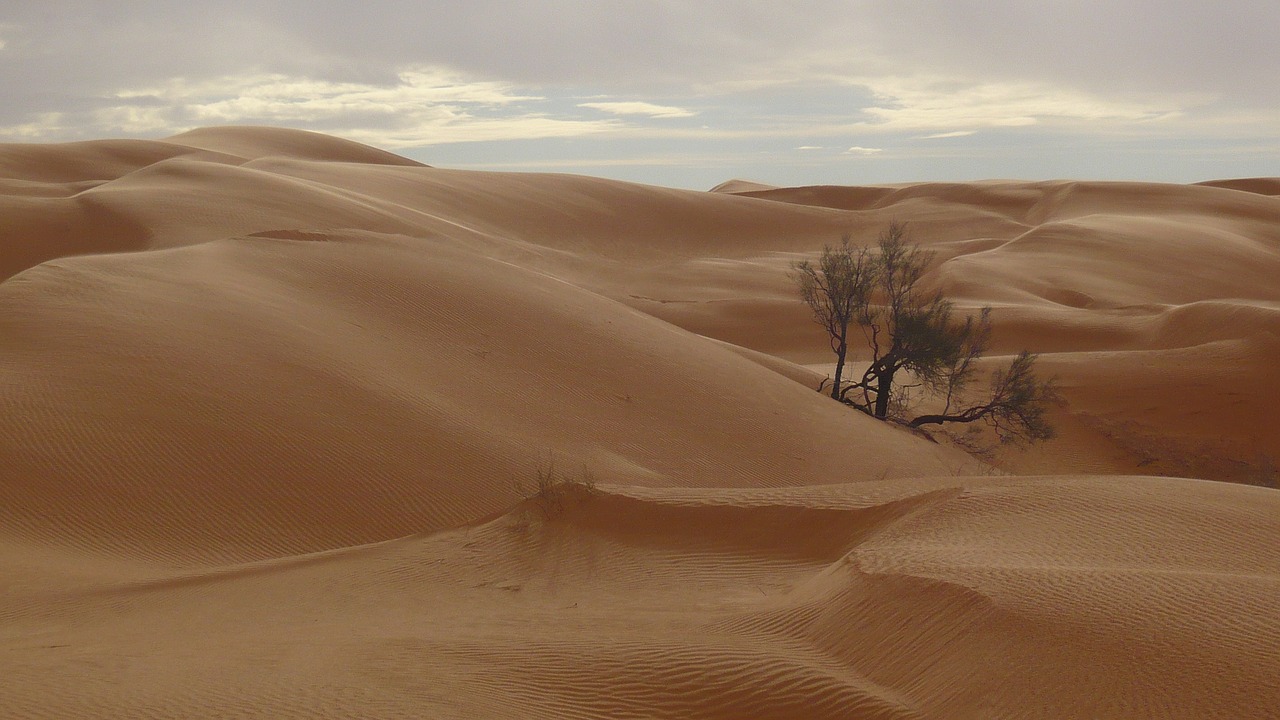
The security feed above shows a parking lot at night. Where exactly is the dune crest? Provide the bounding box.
[2,127,1278,718]
[164,125,430,166]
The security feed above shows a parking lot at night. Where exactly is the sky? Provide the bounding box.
[1,1,1277,190]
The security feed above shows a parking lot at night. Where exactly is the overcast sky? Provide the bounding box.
[2,1,1276,189]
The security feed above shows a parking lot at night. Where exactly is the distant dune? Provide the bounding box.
[1196,177,1280,196]
[2,127,1278,718]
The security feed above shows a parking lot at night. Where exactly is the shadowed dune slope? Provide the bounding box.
[2,128,1279,718]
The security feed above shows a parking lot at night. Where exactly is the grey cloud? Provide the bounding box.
[1,0,1276,157]
[255,1,1280,107]
[6,2,1277,100]
[247,1,836,86]
[837,1,1280,106]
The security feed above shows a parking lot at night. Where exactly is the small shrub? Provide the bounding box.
[514,455,598,524]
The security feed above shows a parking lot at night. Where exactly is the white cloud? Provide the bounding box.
[91,105,179,135]
[845,146,883,155]
[0,112,64,139]
[853,76,1189,132]
[796,145,823,150]
[341,116,618,147]
[578,101,696,118]
[1,67,620,146]
[919,130,977,139]
[123,68,543,121]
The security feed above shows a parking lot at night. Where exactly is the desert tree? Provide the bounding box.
[789,235,876,400]
[792,222,1058,445]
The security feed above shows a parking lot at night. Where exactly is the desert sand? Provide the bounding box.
[2,126,1278,718]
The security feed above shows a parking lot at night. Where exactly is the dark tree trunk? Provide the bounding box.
[831,342,847,400]
[873,368,894,418]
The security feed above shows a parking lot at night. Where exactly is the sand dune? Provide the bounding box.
[662,178,1280,479]
[2,127,1278,718]
[1197,177,1280,196]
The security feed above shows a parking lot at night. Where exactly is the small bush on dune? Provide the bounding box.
[514,455,598,523]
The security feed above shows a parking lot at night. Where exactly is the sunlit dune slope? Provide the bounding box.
[164,126,431,167]
[1,230,973,563]
[2,127,1279,719]
[2,128,853,283]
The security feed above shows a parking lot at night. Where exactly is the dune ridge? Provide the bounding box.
[2,127,1278,718]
